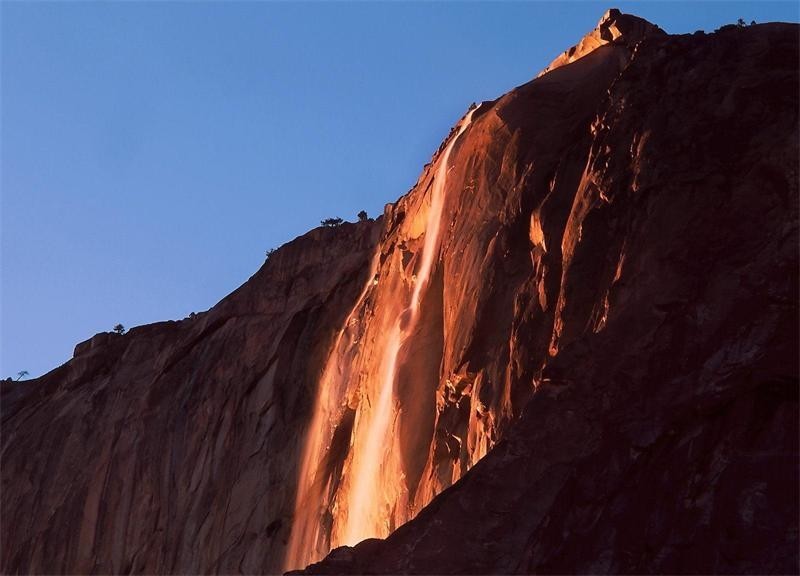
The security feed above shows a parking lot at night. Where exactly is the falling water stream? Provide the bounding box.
[285,108,476,570]
[283,250,381,569]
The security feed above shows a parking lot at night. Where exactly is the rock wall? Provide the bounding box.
[303,19,800,575]
[2,223,380,574]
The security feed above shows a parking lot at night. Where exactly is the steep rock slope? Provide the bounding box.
[2,223,381,574]
[303,17,800,576]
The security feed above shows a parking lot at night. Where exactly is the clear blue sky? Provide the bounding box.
[2,2,797,379]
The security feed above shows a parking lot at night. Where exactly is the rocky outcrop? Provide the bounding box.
[2,10,798,575]
[537,8,664,77]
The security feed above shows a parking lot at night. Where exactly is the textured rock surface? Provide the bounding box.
[537,8,664,77]
[303,18,800,575]
[2,11,798,575]
[2,223,381,574]
[284,11,667,565]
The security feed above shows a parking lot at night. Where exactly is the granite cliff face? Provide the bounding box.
[2,10,798,575]
[2,222,381,574]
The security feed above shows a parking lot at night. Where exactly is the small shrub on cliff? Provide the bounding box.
[321,217,344,227]
[357,210,368,222]
[266,248,276,259]
[113,324,126,335]
[718,19,753,33]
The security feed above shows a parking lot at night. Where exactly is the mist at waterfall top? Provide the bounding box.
[2,1,798,378]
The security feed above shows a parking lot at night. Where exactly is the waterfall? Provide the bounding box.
[283,251,381,569]
[285,107,476,570]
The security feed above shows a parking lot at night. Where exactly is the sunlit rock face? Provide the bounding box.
[537,8,664,77]
[2,10,798,576]
[285,19,656,569]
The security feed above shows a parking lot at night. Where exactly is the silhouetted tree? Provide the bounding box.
[321,217,344,227]
[266,248,276,259]
[16,370,29,381]
[357,210,368,222]
[113,324,126,335]
[737,18,746,28]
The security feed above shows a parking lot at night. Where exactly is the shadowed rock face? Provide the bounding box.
[3,11,798,576]
[1,223,382,574]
